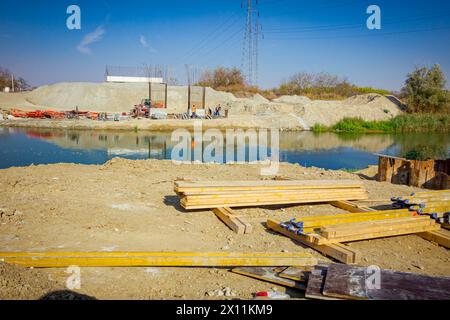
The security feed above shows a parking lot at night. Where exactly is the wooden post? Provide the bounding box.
[202,86,206,109]
[148,82,152,102]
[164,83,168,108]
[187,85,191,114]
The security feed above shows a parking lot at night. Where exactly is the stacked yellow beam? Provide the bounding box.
[310,216,440,245]
[391,190,450,219]
[175,180,368,210]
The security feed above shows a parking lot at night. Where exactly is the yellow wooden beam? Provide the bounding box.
[417,229,450,249]
[0,251,318,268]
[212,207,252,235]
[266,219,360,264]
[309,223,441,245]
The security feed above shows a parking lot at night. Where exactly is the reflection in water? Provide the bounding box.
[0,127,448,170]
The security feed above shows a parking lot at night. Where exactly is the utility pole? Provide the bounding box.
[185,64,192,114]
[11,74,15,92]
[241,0,260,87]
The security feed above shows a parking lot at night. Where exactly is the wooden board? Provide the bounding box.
[309,223,441,245]
[0,251,318,268]
[278,264,328,282]
[231,267,306,290]
[266,219,360,264]
[330,200,375,213]
[417,229,450,249]
[296,211,415,232]
[322,263,450,300]
[305,268,339,300]
[182,192,368,210]
[319,216,434,238]
[278,267,312,282]
[212,207,252,235]
[175,179,364,193]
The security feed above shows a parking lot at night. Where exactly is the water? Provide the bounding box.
[0,127,448,170]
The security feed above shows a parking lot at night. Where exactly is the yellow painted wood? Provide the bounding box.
[330,200,374,213]
[309,224,441,245]
[417,229,450,249]
[181,193,368,209]
[183,190,367,202]
[213,208,244,234]
[266,219,360,264]
[320,217,434,238]
[175,180,364,193]
[0,251,317,268]
[291,210,414,228]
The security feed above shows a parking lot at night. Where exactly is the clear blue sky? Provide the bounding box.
[1,0,450,91]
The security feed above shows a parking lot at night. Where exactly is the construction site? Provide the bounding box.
[1,0,450,304]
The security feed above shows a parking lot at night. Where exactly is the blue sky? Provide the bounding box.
[1,0,450,90]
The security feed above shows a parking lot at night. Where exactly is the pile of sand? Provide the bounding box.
[0,82,403,129]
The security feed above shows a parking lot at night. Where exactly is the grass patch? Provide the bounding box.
[312,114,450,133]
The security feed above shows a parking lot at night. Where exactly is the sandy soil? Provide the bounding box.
[0,159,449,300]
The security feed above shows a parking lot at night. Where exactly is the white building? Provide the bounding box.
[106,75,163,83]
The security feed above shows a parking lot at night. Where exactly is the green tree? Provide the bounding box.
[402,64,450,113]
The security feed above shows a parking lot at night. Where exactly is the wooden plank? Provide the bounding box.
[310,223,441,245]
[213,207,252,234]
[278,264,328,282]
[0,251,318,268]
[330,200,374,213]
[320,217,433,238]
[175,179,364,192]
[231,267,306,290]
[417,229,450,249]
[266,219,360,264]
[322,263,450,300]
[183,190,368,203]
[296,211,416,231]
[212,208,245,235]
[182,189,366,199]
[182,192,369,210]
[305,268,340,300]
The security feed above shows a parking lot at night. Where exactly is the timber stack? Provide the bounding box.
[391,189,450,228]
[174,180,368,210]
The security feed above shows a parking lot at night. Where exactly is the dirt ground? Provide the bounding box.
[0,159,449,300]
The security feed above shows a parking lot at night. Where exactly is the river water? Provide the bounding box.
[0,127,448,170]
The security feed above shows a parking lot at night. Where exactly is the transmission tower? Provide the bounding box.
[241,0,261,86]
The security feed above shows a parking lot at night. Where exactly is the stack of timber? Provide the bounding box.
[232,264,450,300]
[174,180,368,210]
[391,190,450,227]
[267,208,444,262]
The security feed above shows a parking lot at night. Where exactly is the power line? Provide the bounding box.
[184,13,243,64]
[264,25,450,41]
[264,10,450,33]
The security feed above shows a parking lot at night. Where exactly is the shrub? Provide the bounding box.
[402,64,450,113]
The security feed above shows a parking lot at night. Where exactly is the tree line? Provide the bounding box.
[196,65,449,113]
[0,67,30,92]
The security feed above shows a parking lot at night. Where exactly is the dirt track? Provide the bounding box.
[1,159,449,299]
